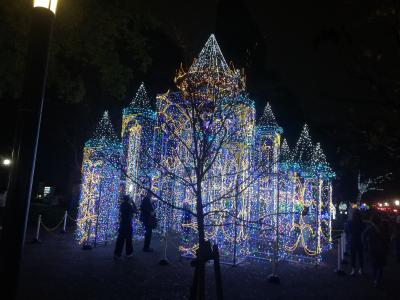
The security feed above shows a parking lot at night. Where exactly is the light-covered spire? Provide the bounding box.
[311,142,328,168]
[92,111,118,143]
[312,142,335,176]
[280,138,292,163]
[293,124,314,164]
[130,82,150,108]
[259,102,278,127]
[189,34,229,74]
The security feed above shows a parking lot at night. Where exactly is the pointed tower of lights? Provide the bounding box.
[257,102,283,136]
[189,34,230,74]
[259,102,279,127]
[122,82,156,134]
[129,82,150,108]
[255,102,283,193]
[121,82,157,205]
[174,34,245,97]
[312,142,334,178]
[311,142,328,168]
[293,124,314,168]
[86,111,118,147]
[260,102,277,125]
[280,138,292,163]
[77,110,121,247]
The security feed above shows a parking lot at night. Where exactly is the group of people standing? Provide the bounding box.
[345,208,400,287]
[113,191,157,259]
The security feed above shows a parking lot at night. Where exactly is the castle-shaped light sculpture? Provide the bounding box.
[76,34,335,264]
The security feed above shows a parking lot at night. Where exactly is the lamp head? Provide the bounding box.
[2,158,11,166]
[34,0,58,14]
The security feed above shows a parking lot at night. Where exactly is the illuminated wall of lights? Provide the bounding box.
[76,112,121,246]
[77,34,335,264]
[121,83,157,238]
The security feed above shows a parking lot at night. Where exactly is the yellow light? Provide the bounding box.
[33,0,58,14]
[395,200,400,206]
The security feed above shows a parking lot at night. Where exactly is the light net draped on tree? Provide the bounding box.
[77,34,335,264]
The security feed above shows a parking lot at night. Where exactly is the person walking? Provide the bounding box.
[114,195,137,259]
[140,191,156,252]
[363,214,389,288]
[347,209,365,275]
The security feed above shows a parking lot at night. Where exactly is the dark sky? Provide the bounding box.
[1,0,398,202]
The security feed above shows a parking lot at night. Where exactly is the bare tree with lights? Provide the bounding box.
[109,35,268,300]
[357,171,391,205]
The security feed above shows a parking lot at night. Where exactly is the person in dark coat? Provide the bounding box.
[140,191,155,252]
[114,195,137,259]
[347,209,365,275]
[363,214,389,287]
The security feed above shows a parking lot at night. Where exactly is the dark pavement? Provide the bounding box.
[15,229,400,300]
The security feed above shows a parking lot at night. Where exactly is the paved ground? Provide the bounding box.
[15,228,400,300]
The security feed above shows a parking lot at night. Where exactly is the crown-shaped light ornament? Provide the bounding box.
[174,34,245,98]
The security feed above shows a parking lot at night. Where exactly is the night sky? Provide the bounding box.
[0,0,398,203]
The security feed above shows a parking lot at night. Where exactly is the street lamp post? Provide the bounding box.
[1,1,58,298]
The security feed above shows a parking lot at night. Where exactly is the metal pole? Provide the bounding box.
[316,177,322,266]
[159,205,169,266]
[1,6,55,298]
[33,214,42,243]
[62,210,67,233]
[213,244,224,300]
[335,233,345,275]
[337,237,341,270]
[93,179,103,248]
[233,182,239,266]
[268,145,280,284]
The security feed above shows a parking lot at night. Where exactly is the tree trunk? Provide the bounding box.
[195,185,206,300]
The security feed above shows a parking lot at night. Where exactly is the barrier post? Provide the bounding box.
[335,234,345,275]
[341,232,348,264]
[158,232,169,266]
[61,211,67,233]
[213,244,223,300]
[33,214,42,243]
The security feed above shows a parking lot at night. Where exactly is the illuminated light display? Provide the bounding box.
[77,34,335,264]
[121,83,157,238]
[76,111,121,246]
[175,34,246,99]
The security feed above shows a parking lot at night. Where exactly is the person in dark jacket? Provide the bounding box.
[140,191,155,252]
[347,209,365,275]
[363,214,389,287]
[114,195,137,259]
